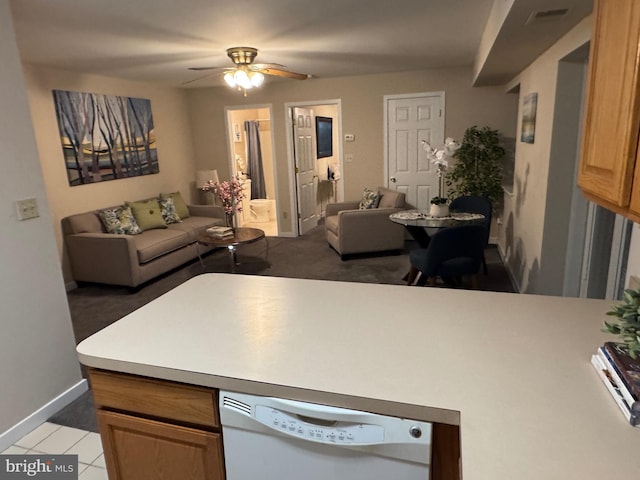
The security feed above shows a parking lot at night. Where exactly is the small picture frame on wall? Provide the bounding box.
[521,93,538,144]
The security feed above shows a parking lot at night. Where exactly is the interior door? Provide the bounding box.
[386,93,444,209]
[293,107,318,234]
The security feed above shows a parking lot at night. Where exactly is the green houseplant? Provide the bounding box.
[604,288,640,358]
[445,126,505,209]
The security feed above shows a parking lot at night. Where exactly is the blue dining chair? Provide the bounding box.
[449,196,492,275]
[406,224,486,288]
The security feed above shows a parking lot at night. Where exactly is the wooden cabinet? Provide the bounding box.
[578,0,640,221]
[90,369,225,480]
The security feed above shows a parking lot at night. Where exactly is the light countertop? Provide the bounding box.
[77,274,640,479]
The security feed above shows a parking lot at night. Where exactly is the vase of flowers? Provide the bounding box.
[422,137,460,217]
[201,175,246,228]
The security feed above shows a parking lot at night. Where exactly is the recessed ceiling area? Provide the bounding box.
[7,0,593,89]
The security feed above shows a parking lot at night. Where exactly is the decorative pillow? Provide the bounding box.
[126,199,167,231]
[98,206,141,235]
[358,189,380,209]
[160,191,190,219]
[159,197,182,224]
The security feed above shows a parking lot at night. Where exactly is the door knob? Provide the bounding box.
[390,177,397,183]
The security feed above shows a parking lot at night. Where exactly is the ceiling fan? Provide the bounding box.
[184,47,311,92]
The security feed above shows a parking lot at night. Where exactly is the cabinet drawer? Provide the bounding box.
[90,369,219,428]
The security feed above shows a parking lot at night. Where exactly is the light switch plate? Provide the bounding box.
[16,197,39,220]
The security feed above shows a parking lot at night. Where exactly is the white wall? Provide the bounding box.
[498,16,592,293]
[0,0,83,447]
[22,65,197,284]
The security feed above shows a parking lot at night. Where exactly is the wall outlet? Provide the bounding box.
[282,211,288,219]
[16,197,39,220]
[344,154,354,163]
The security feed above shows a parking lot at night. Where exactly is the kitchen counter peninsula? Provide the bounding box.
[77,274,640,480]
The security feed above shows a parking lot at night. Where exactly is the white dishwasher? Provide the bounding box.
[219,391,432,480]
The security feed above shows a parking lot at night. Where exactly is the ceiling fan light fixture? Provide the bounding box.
[249,71,264,87]
[233,69,252,89]
[223,72,236,87]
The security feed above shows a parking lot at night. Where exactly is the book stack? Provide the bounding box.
[591,342,640,426]
[206,226,234,239]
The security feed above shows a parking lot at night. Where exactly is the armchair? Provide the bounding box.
[325,186,406,259]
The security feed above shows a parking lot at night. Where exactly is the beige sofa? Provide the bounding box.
[325,186,406,259]
[62,203,225,288]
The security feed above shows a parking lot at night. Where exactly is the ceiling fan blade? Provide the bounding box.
[181,71,219,86]
[188,66,225,71]
[260,68,310,80]
[252,63,286,70]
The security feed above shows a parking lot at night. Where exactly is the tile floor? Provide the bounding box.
[1,422,106,479]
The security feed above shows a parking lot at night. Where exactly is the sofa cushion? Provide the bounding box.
[126,199,167,231]
[168,215,223,242]
[98,206,142,235]
[160,191,190,219]
[377,187,405,208]
[159,197,182,224]
[134,228,189,264]
[358,189,380,209]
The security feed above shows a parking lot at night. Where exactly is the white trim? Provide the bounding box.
[0,379,88,452]
[383,91,446,191]
[284,99,343,236]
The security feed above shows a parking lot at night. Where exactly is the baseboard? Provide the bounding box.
[496,243,521,293]
[0,379,88,452]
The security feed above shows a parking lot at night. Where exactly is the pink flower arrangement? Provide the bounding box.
[202,175,246,215]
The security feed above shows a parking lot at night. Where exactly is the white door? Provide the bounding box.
[293,107,318,234]
[385,93,445,209]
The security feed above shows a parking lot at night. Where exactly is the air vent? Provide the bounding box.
[222,396,253,416]
[526,8,570,25]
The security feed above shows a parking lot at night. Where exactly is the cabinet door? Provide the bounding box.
[578,0,640,206]
[97,410,225,480]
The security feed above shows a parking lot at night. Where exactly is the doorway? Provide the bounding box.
[285,99,343,236]
[225,105,278,236]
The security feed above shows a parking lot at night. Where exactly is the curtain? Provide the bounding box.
[244,120,266,199]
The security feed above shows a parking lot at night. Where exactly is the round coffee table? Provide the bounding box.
[197,227,267,273]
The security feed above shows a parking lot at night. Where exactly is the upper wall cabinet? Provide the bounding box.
[578,0,640,220]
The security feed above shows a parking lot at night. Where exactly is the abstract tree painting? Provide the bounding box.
[52,90,158,186]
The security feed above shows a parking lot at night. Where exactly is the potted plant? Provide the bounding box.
[604,288,640,358]
[445,126,505,210]
[422,137,460,217]
[429,196,449,217]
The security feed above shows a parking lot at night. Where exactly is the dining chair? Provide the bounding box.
[449,195,492,274]
[406,224,486,288]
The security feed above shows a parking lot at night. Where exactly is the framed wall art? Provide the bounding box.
[520,92,538,144]
[52,90,158,186]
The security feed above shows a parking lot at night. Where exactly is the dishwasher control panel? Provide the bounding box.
[255,405,384,444]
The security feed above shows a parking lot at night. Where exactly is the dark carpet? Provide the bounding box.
[49,224,515,432]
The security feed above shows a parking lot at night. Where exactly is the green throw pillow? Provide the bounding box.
[358,188,380,209]
[159,197,182,224]
[98,206,141,235]
[160,191,190,219]
[126,199,167,231]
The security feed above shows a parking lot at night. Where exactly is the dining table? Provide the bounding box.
[389,210,485,247]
